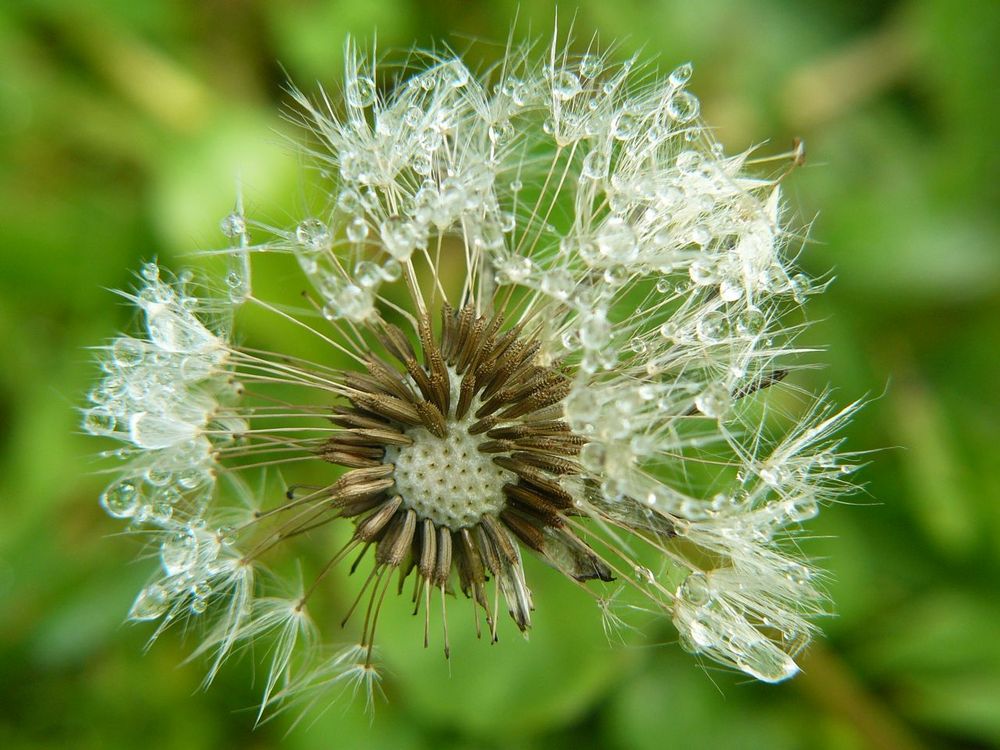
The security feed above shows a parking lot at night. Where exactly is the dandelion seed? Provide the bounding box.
[84,35,859,715]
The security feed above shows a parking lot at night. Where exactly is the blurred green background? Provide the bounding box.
[1,1,998,748]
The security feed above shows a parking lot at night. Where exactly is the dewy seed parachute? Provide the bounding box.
[83,36,860,715]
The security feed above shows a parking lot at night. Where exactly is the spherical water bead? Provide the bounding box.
[499,211,516,233]
[552,70,582,100]
[295,218,332,253]
[760,464,788,487]
[678,571,713,605]
[160,532,198,576]
[346,76,377,108]
[666,90,700,122]
[140,263,160,282]
[784,496,819,523]
[326,283,373,322]
[488,120,514,144]
[100,479,140,519]
[380,216,418,260]
[444,60,470,88]
[581,150,606,180]
[579,54,603,79]
[736,309,766,336]
[219,212,245,239]
[689,257,717,286]
[696,310,728,342]
[83,408,117,436]
[129,584,170,621]
[509,179,523,193]
[346,215,369,243]
[380,258,403,282]
[579,311,612,350]
[694,383,731,418]
[612,112,639,140]
[789,273,811,304]
[112,337,146,369]
[675,150,703,174]
[540,270,574,301]
[596,218,638,262]
[719,275,743,302]
[495,255,534,284]
[668,62,694,88]
[691,224,712,247]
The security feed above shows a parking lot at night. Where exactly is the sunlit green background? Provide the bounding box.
[1,1,998,748]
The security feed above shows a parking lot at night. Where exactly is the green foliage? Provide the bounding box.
[1,1,997,747]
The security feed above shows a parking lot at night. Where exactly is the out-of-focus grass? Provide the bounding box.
[0,1,997,748]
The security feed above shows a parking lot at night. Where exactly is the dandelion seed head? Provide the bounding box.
[83,32,860,715]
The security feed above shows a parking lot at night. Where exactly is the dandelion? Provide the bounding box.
[84,36,859,714]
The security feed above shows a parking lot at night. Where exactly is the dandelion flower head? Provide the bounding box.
[83,37,859,713]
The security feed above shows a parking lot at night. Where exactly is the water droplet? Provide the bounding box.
[596,217,638,262]
[696,311,728,342]
[669,62,694,87]
[719,276,743,302]
[100,479,140,519]
[666,90,700,122]
[581,149,606,180]
[346,76,377,108]
[346,215,369,243]
[736,310,766,336]
[553,70,581,100]
[295,218,332,253]
[735,638,799,683]
[694,383,731,418]
[129,584,170,621]
[141,263,160,282]
[499,211,516,233]
[540,270,574,300]
[160,532,197,576]
[612,112,639,140]
[83,408,117,436]
[690,225,712,246]
[676,150,702,173]
[689,257,717,285]
[380,259,402,282]
[219,212,245,239]
[679,571,713,605]
[579,54,603,79]
[789,273,811,304]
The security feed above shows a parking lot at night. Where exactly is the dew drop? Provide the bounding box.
[346,76,377,108]
[100,479,140,519]
[666,90,700,122]
[736,638,800,683]
[581,149,606,180]
[219,212,245,239]
[694,383,731,418]
[83,408,117,436]
[669,62,694,88]
[612,112,639,140]
[553,70,582,100]
[129,584,169,621]
[579,54,603,79]
[295,218,332,252]
[679,571,713,605]
[346,215,369,243]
